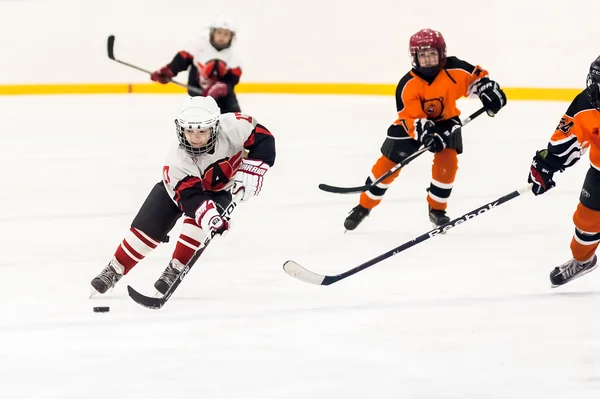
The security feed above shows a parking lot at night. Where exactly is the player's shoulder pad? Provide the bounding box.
[565,90,596,117]
[396,71,415,90]
[164,143,185,164]
[195,31,211,44]
[162,144,189,183]
[184,34,209,53]
[445,56,479,75]
[395,71,417,96]
[219,112,257,141]
[220,112,258,127]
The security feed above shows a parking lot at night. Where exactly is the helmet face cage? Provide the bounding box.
[587,75,600,112]
[409,29,447,75]
[587,57,600,111]
[209,15,235,51]
[175,118,220,156]
[210,28,235,50]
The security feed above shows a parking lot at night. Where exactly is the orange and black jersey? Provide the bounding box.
[389,56,489,140]
[545,90,600,171]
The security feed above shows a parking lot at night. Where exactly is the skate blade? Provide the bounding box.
[89,284,117,298]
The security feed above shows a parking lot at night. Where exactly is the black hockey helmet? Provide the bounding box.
[586,56,600,111]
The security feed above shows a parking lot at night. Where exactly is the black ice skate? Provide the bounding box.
[550,255,598,288]
[90,260,124,295]
[428,205,450,228]
[154,259,185,295]
[344,204,371,231]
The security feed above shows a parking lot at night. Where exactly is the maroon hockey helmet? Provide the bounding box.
[409,29,447,74]
[586,56,600,111]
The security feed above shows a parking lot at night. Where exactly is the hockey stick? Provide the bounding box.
[106,35,204,96]
[318,106,487,194]
[127,191,244,309]
[284,183,532,285]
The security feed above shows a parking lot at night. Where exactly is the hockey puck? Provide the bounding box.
[93,306,110,313]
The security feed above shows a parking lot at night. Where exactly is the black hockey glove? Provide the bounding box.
[476,77,507,116]
[528,149,563,196]
[415,119,445,153]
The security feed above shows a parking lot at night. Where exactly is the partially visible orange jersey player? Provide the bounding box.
[527,56,600,287]
[344,28,507,231]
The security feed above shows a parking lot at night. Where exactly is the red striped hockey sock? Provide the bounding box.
[113,227,160,274]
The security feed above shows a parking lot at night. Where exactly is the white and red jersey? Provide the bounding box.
[161,112,275,216]
[184,31,242,77]
[167,29,243,96]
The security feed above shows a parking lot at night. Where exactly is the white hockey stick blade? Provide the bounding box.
[283,261,326,285]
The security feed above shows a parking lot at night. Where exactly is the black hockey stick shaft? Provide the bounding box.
[127,191,243,309]
[284,184,532,285]
[318,106,487,194]
[107,35,204,96]
[318,146,430,194]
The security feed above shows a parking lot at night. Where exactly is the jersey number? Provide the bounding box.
[162,166,171,184]
[557,117,574,134]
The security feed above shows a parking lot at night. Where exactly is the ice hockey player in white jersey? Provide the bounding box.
[150,14,243,113]
[90,96,275,295]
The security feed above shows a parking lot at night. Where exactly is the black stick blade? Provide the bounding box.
[127,285,164,310]
[107,35,116,60]
[317,183,369,194]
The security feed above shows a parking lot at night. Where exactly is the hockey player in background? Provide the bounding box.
[90,96,275,295]
[344,28,507,232]
[150,14,243,113]
[527,56,600,287]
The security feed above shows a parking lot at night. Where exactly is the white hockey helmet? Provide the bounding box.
[210,14,236,33]
[175,96,221,156]
[209,14,236,50]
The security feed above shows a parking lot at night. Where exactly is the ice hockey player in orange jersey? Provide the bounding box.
[344,28,507,231]
[527,56,600,287]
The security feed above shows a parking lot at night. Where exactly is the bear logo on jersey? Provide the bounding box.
[423,97,444,120]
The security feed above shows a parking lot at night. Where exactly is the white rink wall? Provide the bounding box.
[2,0,599,88]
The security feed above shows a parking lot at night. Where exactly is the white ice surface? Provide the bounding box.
[0,94,599,399]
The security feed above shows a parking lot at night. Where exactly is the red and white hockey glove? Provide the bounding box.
[195,199,230,238]
[150,65,174,84]
[233,159,269,202]
[207,82,228,99]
